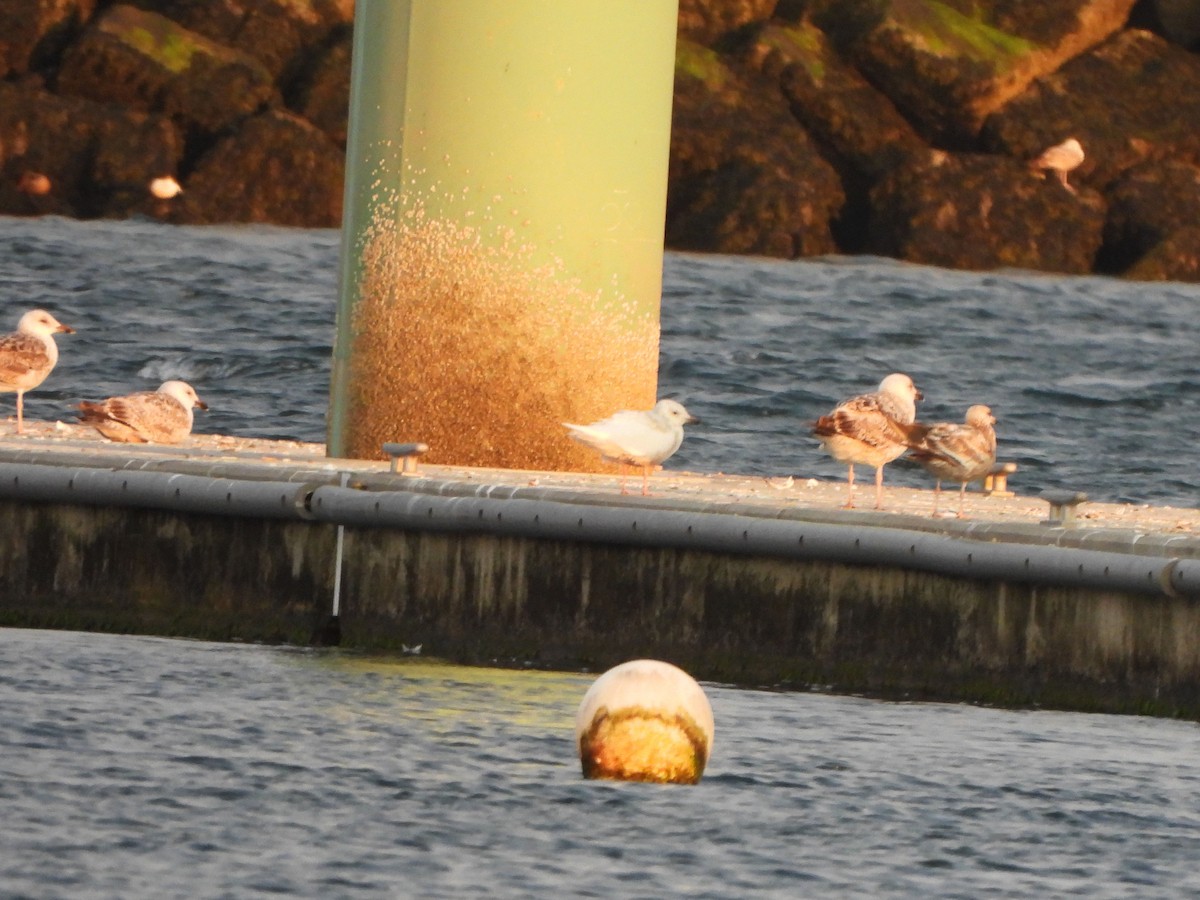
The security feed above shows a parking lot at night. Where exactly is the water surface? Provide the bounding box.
[4,629,1200,898]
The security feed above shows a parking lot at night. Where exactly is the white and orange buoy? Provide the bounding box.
[575,659,714,784]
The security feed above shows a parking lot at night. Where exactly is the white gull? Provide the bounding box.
[564,399,699,496]
[1031,137,1084,194]
[149,176,183,199]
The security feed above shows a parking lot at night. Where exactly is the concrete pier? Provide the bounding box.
[3,420,1200,719]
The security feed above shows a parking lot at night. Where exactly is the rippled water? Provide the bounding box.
[3,629,1200,898]
[2,215,1198,505]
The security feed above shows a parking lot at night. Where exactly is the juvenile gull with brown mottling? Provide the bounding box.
[77,380,207,444]
[0,308,74,434]
[813,373,923,510]
[908,404,997,518]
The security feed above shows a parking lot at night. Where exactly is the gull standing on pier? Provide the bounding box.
[564,399,699,496]
[813,373,923,510]
[1031,137,1084,194]
[907,404,997,518]
[0,309,75,434]
[77,380,207,444]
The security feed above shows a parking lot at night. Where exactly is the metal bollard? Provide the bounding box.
[984,461,1017,497]
[1041,490,1087,526]
[382,442,430,475]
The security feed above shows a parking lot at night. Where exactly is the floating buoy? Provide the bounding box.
[575,659,714,784]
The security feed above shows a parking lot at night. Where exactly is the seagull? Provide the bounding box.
[813,373,923,510]
[149,176,183,200]
[564,398,699,496]
[17,171,51,196]
[1031,137,1084,194]
[0,309,75,435]
[907,404,997,518]
[76,380,207,444]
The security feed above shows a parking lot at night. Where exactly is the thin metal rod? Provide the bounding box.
[331,472,350,617]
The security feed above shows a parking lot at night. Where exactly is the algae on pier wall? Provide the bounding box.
[5,495,1200,720]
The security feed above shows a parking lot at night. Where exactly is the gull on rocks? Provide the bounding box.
[77,380,207,444]
[907,404,997,518]
[149,176,183,200]
[813,373,923,510]
[0,309,75,434]
[1031,137,1084,194]
[17,171,52,196]
[564,398,699,496]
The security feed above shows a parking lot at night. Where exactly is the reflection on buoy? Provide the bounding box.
[575,659,714,785]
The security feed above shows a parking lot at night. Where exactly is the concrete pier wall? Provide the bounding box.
[0,501,334,643]
[4,483,1200,718]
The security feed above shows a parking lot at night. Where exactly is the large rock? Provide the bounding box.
[750,20,927,249]
[759,21,927,180]
[843,0,1137,145]
[126,0,353,82]
[1103,160,1200,279]
[1122,227,1200,282]
[667,40,844,258]
[292,28,351,148]
[678,0,778,45]
[1136,0,1200,48]
[0,0,96,78]
[983,30,1200,190]
[868,150,1106,273]
[56,4,278,133]
[179,110,343,227]
[0,81,182,218]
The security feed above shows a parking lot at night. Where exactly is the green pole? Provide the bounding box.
[328,0,679,469]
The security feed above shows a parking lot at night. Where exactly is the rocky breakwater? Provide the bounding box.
[0,0,349,226]
[672,0,1200,281]
[1,0,1199,281]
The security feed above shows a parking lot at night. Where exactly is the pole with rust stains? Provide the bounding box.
[328,0,680,469]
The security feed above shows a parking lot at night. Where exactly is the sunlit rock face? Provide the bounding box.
[867,149,1106,274]
[2,0,1200,280]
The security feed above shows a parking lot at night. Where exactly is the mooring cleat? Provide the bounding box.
[984,461,1017,497]
[382,442,430,475]
[1041,490,1087,526]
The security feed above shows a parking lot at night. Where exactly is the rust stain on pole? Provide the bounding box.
[329,2,679,468]
[342,197,658,468]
